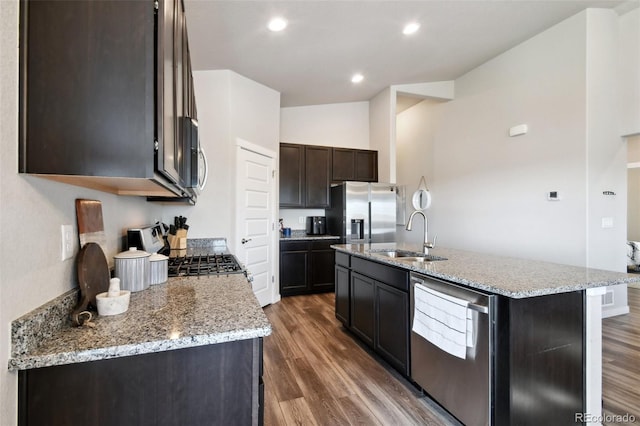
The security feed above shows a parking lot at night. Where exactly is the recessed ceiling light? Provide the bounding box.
[268,17,288,32]
[403,22,420,35]
[351,73,364,84]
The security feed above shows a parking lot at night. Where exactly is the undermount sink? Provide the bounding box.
[371,250,447,262]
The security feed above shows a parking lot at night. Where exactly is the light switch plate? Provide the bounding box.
[601,217,614,229]
[61,224,74,261]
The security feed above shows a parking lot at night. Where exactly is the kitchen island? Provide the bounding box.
[333,243,640,426]
[9,274,271,426]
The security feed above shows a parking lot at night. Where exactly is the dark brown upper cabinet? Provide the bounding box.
[279,143,305,207]
[19,0,197,202]
[304,146,331,208]
[279,143,331,209]
[332,148,378,183]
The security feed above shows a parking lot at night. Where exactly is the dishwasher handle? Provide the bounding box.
[468,303,489,314]
[411,274,490,315]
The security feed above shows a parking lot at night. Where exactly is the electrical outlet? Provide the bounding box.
[61,224,74,261]
[299,216,305,224]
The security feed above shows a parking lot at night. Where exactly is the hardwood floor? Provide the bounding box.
[263,288,640,426]
[262,292,452,425]
[602,287,640,426]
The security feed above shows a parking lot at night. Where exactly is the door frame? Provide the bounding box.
[235,138,280,305]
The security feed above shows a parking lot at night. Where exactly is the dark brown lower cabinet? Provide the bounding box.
[280,239,338,296]
[341,255,410,376]
[19,338,263,426]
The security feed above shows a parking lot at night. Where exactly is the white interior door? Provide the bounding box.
[235,142,277,307]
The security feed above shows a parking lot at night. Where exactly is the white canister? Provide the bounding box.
[114,247,151,292]
[149,253,168,285]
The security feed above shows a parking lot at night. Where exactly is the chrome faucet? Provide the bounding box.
[406,210,436,253]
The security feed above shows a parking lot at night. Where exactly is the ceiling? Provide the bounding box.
[184,0,629,108]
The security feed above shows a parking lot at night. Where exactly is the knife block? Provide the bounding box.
[167,229,188,251]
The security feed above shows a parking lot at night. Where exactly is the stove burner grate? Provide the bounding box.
[167,254,244,277]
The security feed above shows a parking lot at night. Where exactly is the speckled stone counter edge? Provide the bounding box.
[333,244,640,298]
[11,289,78,358]
[10,238,271,371]
[10,238,221,361]
[8,326,272,371]
[280,230,340,241]
[9,275,272,371]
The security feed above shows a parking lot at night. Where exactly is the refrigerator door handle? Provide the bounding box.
[368,201,372,243]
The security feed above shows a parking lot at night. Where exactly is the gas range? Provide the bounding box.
[166,238,245,278]
[167,253,244,277]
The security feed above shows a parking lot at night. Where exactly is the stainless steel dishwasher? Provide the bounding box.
[410,272,495,426]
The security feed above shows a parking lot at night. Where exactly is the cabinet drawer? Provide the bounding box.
[311,239,338,251]
[280,241,308,251]
[335,251,350,267]
[351,257,408,292]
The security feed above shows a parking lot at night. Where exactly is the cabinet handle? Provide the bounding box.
[241,238,252,244]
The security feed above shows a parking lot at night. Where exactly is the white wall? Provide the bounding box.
[395,9,629,317]
[279,101,370,222]
[628,135,640,240]
[619,7,640,137]
[162,70,281,254]
[369,88,395,183]
[280,102,369,149]
[1,2,161,423]
[395,100,438,245]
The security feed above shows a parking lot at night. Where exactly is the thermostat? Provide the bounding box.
[547,191,561,201]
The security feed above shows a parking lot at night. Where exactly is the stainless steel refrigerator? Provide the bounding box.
[327,182,398,243]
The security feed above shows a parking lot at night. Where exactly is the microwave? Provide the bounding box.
[182,117,208,194]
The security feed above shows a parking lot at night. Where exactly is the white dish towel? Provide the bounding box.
[413,283,472,360]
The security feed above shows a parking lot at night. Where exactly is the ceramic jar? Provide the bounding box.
[114,247,151,292]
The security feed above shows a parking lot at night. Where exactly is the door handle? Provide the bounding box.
[241,238,252,244]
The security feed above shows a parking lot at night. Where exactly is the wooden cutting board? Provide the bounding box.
[76,199,108,262]
[71,242,110,326]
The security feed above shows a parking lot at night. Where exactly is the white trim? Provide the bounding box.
[601,304,630,318]
[236,138,276,159]
[627,161,640,169]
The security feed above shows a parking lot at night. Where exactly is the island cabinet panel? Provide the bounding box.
[335,264,350,325]
[494,291,585,426]
[350,272,376,347]
[375,282,409,373]
[280,240,338,296]
[19,338,264,426]
[341,254,410,375]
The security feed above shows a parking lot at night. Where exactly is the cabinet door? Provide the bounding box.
[355,150,378,182]
[309,243,336,292]
[20,0,155,178]
[332,148,355,181]
[279,245,308,296]
[335,265,350,325]
[279,144,305,208]
[157,0,180,184]
[305,146,331,208]
[350,272,375,347]
[375,282,409,375]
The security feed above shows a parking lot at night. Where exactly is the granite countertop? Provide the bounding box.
[280,230,340,241]
[9,275,271,371]
[333,243,640,298]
